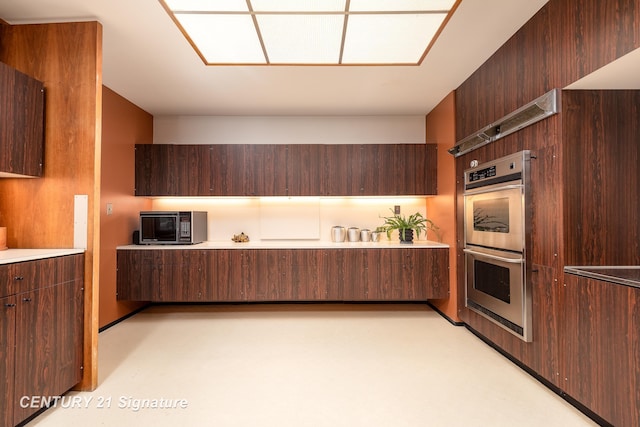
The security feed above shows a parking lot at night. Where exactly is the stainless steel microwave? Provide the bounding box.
[139,211,207,245]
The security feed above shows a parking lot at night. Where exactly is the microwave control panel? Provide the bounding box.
[179,215,191,238]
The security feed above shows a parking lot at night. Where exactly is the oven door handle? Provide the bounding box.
[463,184,522,196]
[463,248,524,264]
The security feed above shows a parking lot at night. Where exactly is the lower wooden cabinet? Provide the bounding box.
[0,295,17,427]
[0,254,84,427]
[560,274,640,427]
[117,247,449,303]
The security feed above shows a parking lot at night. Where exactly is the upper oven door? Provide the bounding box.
[464,184,524,253]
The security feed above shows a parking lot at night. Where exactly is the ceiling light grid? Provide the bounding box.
[160,0,459,65]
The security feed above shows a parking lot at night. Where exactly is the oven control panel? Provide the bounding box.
[468,165,497,183]
[464,150,529,189]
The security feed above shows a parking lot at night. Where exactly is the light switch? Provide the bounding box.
[106,202,113,216]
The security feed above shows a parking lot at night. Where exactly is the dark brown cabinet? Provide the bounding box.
[0,295,16,427]
[134,143,436,197]
[117,247,448,303]
[321,145,366,196]
[210,144,246,196]
[117,250,214,301]
[116,249,158,300]
[321,144,436,196]
[0,62,45,178]
[285,145,322,196]
[135,144,212,196]
[0,254,84,427]
[560,274,640,427]
[157,250,214,301]
[215,249,255,301]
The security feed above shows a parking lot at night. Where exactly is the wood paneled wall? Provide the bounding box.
[453,0,640,394]
[0,21,102,390]
[456,0,640,139]
[563,90,640,266]
[100,86,152,328]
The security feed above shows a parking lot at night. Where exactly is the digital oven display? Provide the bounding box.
[468,165,497,182]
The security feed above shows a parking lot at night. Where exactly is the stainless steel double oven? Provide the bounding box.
[463,151,532,342]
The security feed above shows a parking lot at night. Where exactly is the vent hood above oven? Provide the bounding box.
[448,89,559,157]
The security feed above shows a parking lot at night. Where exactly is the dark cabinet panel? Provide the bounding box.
[243,145,288,196]
[321,145,365,196]
[210,144,245,196]
[2,255,84,426]
[135,144,212,196]
[322,144,436,196]
[560,275,640,427]
[135,143,436,197]
[0,61,44,178]
[290,249,321,300]
[215,249,256,301]
[117,248,448,303]
[156,250,214,302]
[286,145,322,196]
[254,250,291,300]
[13,280,83,424]
[0,295,16,427]
[117,249,158,301]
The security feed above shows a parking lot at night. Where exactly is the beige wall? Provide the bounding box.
[153,115,426,145]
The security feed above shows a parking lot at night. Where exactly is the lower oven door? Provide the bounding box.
[464,248,531,341]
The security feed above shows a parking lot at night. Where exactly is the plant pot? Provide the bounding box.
[399,228,414,244]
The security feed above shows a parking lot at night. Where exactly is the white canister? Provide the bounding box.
[360,229,371,242]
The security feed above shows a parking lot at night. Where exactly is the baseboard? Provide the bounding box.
[98,303,152,333]
[427,301,465,326]
[464,324,613,427]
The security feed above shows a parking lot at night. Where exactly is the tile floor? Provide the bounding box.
[27,304,597,426]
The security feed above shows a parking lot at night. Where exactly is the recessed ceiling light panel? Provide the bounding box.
[159,0,460,65]
[251,0,346,12]
[258,14,344,64]
[349,0,456,12]
[176,14,266,64]
[343,13,447,64]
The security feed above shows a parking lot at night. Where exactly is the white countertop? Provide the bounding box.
[118,240,449,250]
[0,248,85,265]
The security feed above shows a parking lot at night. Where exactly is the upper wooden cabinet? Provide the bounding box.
[0,62,45,178]
[135,144,212,196]
[322,144,436,196]
[135,143,436,197]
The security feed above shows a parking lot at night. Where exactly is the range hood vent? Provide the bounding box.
[448,89,559,157]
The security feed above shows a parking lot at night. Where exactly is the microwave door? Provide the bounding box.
[141,216,178,242]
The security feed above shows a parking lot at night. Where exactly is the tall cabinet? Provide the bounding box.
[0,254,84,427]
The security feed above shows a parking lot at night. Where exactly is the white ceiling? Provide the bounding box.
[0,0,556,116]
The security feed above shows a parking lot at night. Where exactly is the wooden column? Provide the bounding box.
[0,21,103,390]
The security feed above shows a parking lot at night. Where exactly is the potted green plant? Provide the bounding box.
[380,209,440,244]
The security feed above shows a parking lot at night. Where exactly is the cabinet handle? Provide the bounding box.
[14,276,24,281]
[22,297,32,302]
[4,303,16,307]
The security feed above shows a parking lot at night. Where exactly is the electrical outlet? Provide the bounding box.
[394,205,401,215]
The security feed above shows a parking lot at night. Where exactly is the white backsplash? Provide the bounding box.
[151,197,428,242]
